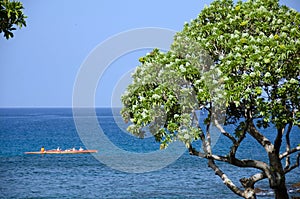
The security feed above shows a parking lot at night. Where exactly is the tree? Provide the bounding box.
[121,0,300,198]
[0,0,26,39]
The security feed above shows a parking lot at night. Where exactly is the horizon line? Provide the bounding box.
[0,106,124,109]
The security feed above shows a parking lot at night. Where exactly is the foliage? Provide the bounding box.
[121,0,300,198]
[0,0,26,39]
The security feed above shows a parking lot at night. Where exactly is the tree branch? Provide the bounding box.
[248,121,274,153]
[192,108,201,128]
[240,172,267,188]
[284,153,300,174]
[188,145,206,158]
[280,146,300,159]
[274,127,284,155]
[192,111,206,144]
[208,159,245,198]
[206,103,213,155]
[229,120,249,159]
[284,122,292,169]
[189,145,271,174]
[213,115,237,144]
[189,146,230,162]
[230,158,272,183]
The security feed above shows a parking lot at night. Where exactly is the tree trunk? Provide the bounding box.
[269,153,289,199]
[274,181,289,199]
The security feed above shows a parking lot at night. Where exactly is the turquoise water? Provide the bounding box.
[0,108,299,198]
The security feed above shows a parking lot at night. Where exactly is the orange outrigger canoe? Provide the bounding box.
[25,149,98,154]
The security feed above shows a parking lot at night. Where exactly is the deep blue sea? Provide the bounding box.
[0,108,299,199]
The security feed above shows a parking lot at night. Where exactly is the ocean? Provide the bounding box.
[0,108,299,199]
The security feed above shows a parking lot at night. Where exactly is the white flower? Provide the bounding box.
[194,80,201,86]
[216,68,222,76]
[264,46,270,51]
[183,133,190,140]
[271,19,276,25]
[212,79,218,84]
[165,63,172,68]
[141,110,148,119]
[290,78,298,84]
[144,74,151,82]
[264,72,271,78]
[227,52,233,57]
[152,94,161,100]
[235,46,241,51]
[291,28,297,33]
[258,6,267,12]
[242,73,248,79]
[250,72,256,77]
[256,38,261,43]
[139,96,145,101]
[249,36,255,42]
[234,15,241,20]
[179,65,186,73]
[242,33,249,37]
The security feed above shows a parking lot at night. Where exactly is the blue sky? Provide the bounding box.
[1,0,299,107]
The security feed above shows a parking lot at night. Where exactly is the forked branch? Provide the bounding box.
[208,159,245,198]
[213,116,236,144]
[189,145,271,175]
[284,153,300,174]
[280,146,300,159]
[240,172,267,188]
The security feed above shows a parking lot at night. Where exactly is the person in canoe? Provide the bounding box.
[40,146,45,153]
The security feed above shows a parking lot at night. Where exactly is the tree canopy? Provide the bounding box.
[0,0,26,39]
[121,0,300,198]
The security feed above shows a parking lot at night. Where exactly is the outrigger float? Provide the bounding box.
[25,148,98,154]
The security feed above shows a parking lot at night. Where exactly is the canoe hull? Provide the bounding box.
[25,150,98,154]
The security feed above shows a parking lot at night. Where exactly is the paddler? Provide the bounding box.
[40,146,45,153]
